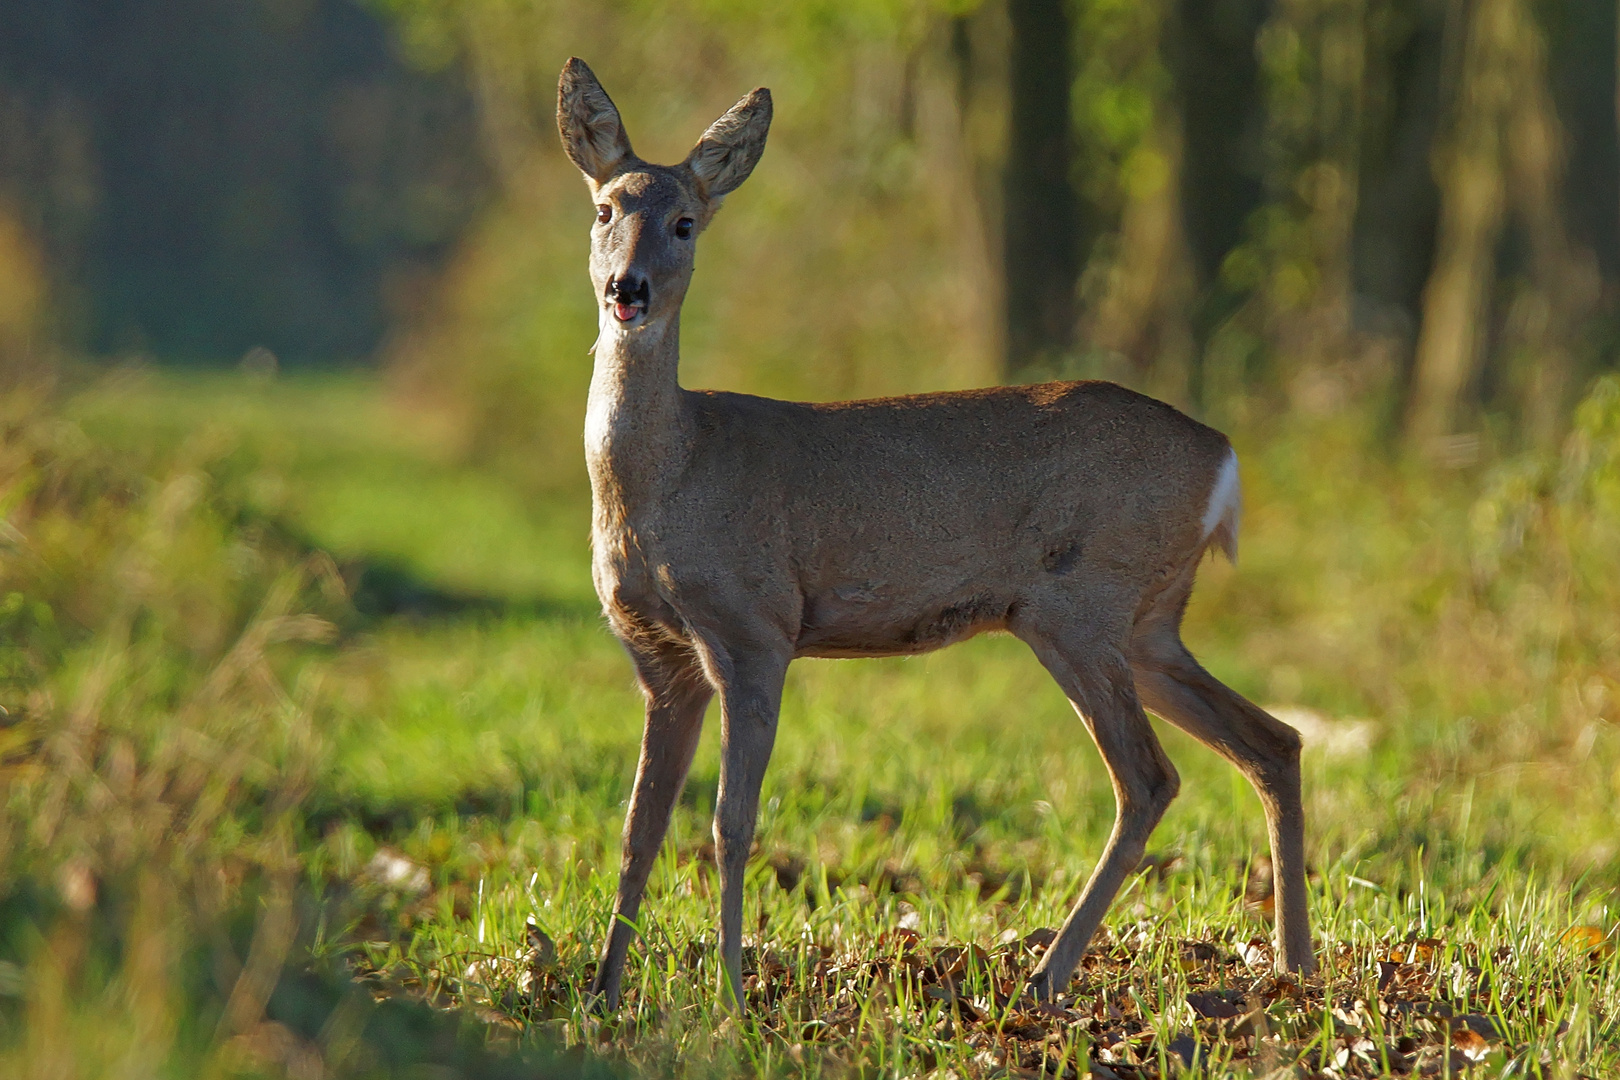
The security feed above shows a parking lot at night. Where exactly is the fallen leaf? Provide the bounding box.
[1452,1013,1500,1040]
[924,983,982,1021]
[881,927,921,954]
[1137,851,1184,881]
[1165,1033,1199,1067]
[1386,937,1441,964]
[1237,937,1271,967]
[768,851,806,891]
[1182,941,1220,962]
[1186,990,1244,1020]
[1560,924,1611,955]
[1022,927,1059,953]
[1230,1007,1269,1039]
[1451,1026,1490,1062]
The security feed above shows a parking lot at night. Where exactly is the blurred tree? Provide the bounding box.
[1542,0,1618,282]
[1170,0,1271,405]
[1405,0,1603,450]
[2,0,1616,457]
[1003,0,1085,374]
[1198,0,1376,417]
[1346,0,1444,373]
[0,208,47,384]
[0,0,489,363]
[1173,0,1270,292]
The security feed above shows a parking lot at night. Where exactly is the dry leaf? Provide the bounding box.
[1451,1026,1490,1061]
[1021,927,1058,954]
[1186,990,1244,1020]
[1386,937,1441,964]
[1560,924,1611,955]
[1236,937,1271,967]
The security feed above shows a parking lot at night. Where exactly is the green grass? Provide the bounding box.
[65,366,596,609]
[9,365,1620,1077]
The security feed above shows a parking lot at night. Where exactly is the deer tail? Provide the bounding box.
[1200,446,1242,563]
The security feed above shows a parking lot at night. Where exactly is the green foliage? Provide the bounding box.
[0,379,327,1074]
[1070,0,1171,212]
[1564,373,1620,517]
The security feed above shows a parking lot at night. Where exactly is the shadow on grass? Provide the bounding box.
[303,757,629,840]
[271,965,626,1080]
[344,555,598,622]
[245,509,598,622]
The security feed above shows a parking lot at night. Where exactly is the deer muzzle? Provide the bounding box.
[607,275,650,324]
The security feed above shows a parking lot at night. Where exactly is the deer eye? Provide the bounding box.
[596,205,612,225]
[675,217,694,239]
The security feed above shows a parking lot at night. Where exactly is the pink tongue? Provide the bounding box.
[615,303,639,322]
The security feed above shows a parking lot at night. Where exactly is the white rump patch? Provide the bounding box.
[1201,447,1242,562]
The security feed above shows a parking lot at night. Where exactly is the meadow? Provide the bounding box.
[0,362,1614,1077]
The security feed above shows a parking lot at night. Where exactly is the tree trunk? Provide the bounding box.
[1003,0,1083,376]
[1538,0,1618,281]
[1405,0,1596,449]
[1496,0,1601,447]
[1349,0,1446,353]
[1404,0,1513,447]
[1172,0,1270,286]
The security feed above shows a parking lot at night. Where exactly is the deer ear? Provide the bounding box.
[557,57,632,184]
[684,88,772,201]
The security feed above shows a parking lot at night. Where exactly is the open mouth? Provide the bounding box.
[608,279,650,324]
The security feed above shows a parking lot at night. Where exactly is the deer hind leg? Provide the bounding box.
[708,643,791,1012]
[1129,588,1315,974]
[1018,620,1181,1001]
[590,645,713,1010]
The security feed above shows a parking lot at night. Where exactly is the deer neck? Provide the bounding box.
[585,313,688,520]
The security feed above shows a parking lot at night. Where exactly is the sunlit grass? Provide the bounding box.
[65,366,596,608]
[5,366,1620,1076]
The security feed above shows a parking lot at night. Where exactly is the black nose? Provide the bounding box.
[606,275,649,304]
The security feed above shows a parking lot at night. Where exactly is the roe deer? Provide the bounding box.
[557,57,1315,1011]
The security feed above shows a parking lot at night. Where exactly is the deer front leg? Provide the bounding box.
[711,648,789,1012]
[1021,631,1181,1001]
[590,656,712,1010]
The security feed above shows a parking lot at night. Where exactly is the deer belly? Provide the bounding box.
[794,586,1011,658]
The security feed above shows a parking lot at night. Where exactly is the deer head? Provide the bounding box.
[557,58,772,334]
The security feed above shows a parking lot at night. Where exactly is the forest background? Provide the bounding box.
[2,0,1620,1076]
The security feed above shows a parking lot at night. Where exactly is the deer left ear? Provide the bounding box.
[558,57,633,184]
[684,88,772,201]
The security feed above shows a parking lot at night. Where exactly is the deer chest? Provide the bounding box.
[591,522,688,645]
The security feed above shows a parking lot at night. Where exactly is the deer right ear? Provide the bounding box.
[685,88,772,201]
[557,58,632,184]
